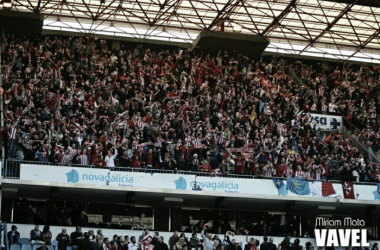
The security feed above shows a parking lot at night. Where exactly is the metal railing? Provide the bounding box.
[341,116,380,163]
[3,159,378,186]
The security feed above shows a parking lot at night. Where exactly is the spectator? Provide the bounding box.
[110,235,118,246]
[244,231,257,250]
[97,230,105,242]
[151,232,159,246]
[305,242,313,250]
[79,211,88,227]
[201,224,215,250]
[102,238,112,250]
[279,233,292,250]
[225,231,240,250]
[105,148,118,168]
[259,237,270,250]
[36,242,48,250]
[173,237,187,250]
[188,233,200,250]
[56,228,70,250]
[79,233,92,250]
[7,225,20,245]
[289,239,302,250]
[42,225,52,245]
[154,236,169,250]
[30,225,44,245]
[25,205,35,224]
[169,231,179,250]
[268,238,277,250]
[116,236,126,250]
[70,226,84,248]
[128,236,139,250]
[124,236,130,245]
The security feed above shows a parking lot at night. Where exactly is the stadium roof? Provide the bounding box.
[3,0,380,63]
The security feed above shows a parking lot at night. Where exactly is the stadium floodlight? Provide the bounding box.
[3,0,12,8]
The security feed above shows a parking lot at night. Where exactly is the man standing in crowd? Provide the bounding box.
[201,223,215,250]
[151,232,159,245]
[128,236,139,250]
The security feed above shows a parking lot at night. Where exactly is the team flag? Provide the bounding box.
[341,181,355,199]
[310,181,335,197]
[287,178,310,195]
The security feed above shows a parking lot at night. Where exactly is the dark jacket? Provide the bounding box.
[260,242,271,250]
[70,232,84,246]
[30,229,43,241]
[280,238,291,250]
[8,231,20,244]
[227,236,242,250]
[79,239,92,250]
[169,235,179,250]
[289,246,302,250]
[56,233,70,250]
[154,242,169,250]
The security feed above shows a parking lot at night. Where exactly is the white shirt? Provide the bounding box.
[128,243,139,250]
[105,148,118,167]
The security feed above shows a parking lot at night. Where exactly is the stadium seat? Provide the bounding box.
[21,244,32,250]
[20,239,30,245]
[32,245,39,250]
[47,245,54,250]
[11,245,21,250]
[66,246,72,250]
[52,240,58,250]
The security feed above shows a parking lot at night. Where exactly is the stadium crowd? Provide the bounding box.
[7,223,316,250]
[1,33,380,183]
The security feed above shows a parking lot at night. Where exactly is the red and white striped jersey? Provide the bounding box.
[193,138,202,148]
[78,154,88,165]
[154,138,163,148]
[310,103,317,111]
[8,121,19,139]
[322,103,328,112]
[187,85,194,94]
[132,141,139,151]
[61,153,72,164]
[214,93,222,104]
[283,168,293,177]
[264,166,273,177]
[295,170,305,178]
[185,136,192,147]
[69,148,77,159]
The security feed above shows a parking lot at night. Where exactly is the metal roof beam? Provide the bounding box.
[350,28,380,58]
[206,0,238,30]
[311,0,359,43]
[261,0,297,36]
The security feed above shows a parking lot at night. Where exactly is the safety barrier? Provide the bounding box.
[3,159,377,186]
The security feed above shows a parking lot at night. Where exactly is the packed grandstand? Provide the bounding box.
[1,33,380,183]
